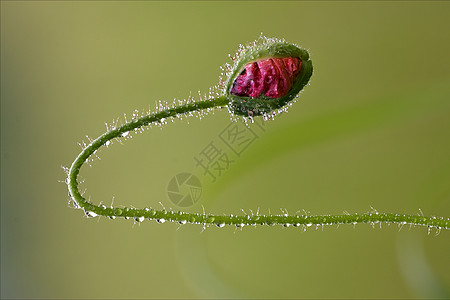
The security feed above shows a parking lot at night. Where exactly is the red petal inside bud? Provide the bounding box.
[230,57,302,98]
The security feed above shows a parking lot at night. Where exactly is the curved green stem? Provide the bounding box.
[67,97,450,231]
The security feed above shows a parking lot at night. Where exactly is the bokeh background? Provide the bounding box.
[2,1,450,298]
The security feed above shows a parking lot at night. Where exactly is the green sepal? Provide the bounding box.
[226,41,313,117]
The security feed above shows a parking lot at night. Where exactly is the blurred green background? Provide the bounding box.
[1,1,450,298]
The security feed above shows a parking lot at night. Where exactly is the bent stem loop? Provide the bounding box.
[67,97,450,231]
[68,36,449,231]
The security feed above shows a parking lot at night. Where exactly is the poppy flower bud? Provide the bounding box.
[224,37,313,117]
